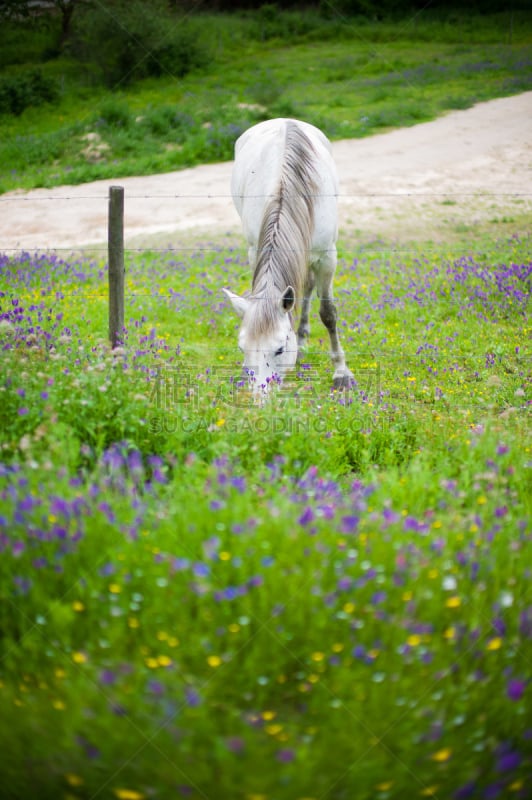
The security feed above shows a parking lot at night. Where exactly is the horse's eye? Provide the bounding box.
[274,346,284,357]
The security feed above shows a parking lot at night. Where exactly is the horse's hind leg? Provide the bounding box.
[297,270,315,359]
[316,250,353,389]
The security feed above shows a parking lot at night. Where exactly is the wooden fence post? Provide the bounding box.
[108,185,125,348]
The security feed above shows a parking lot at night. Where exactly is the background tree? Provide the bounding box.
[0,0,88,44]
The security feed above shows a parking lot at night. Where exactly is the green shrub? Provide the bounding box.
[141,106,196,138]
[96,98,133,129]
[0,69,58,116]
[70,0,210,88]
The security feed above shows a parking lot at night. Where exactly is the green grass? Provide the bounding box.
[0,9,531,193]
[0,9,531,798]
[0,231,530,799]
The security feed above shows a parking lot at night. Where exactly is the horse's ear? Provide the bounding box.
[222,288,249,319]
[281,286,295,313]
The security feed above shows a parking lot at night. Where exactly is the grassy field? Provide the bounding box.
[0,8,531,193]
[0,7,531,800]
[0,229,530,798]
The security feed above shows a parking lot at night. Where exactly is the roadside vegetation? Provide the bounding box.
[1,232,530,800]
[0,4,531,799]
[0,3,531,193]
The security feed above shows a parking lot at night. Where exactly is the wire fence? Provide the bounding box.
[2,191,531,201]
[1,187,530,256]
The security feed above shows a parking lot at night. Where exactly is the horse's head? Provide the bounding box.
[223,286,298,396]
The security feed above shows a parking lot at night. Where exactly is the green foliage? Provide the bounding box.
[139,105,195,137]
[68,0,209,88]
[96,97,133,129]
[0,69,58,116]
[0,234,530,799]
[0,8,531,192]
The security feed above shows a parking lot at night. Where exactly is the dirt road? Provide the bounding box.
[1,91,530,252]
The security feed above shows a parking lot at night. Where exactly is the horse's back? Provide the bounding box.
[234,118,333,160]
[231,118,338,251]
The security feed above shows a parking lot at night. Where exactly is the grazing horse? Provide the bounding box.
[223,117,352,396]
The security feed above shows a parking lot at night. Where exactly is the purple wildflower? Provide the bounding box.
[337,577,353,591]
[225,737,244,753]
[492,617,506,637]
[519,607,532,638]
[454,781,476,799]
[341,515,359,534]
[383,507,400,525]
[185,687,201,707]
[497,750,521,772]
[483,784,503,800]
[192,562,210,578]
[147,680,165,696]
[276,748,295,762]
[299,507,314,526]
[506,679,526,701]
[99,669,116,686]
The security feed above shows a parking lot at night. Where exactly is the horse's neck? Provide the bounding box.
[252,192,306,302]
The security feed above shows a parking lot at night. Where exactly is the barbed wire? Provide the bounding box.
[1,236,530,255]
[1,191,530,201]
[1,242,530,256]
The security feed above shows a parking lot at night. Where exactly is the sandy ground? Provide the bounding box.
[1,92,531,253]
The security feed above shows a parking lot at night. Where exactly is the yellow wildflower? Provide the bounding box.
[265,723,283,736]
[431,747,452,762]
[446,596,461,608]
[72,651,87,664]
[113,790,145,800]
[65,774,84,787]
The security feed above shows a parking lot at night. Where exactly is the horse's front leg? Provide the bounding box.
[317,252,353,390]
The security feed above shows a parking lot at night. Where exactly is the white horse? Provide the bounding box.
[223,117,352,396]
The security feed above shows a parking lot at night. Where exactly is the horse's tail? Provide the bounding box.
[253,121,319,307]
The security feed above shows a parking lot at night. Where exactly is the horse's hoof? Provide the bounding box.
[332,374,351,391]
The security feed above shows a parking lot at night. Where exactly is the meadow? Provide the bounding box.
[0,228,530,798]
[1,7,532,193]
[1,6,531,799]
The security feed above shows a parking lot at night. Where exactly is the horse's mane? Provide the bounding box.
[249,121,318,339]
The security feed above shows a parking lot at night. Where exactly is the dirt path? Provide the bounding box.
[1,92,531,252]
